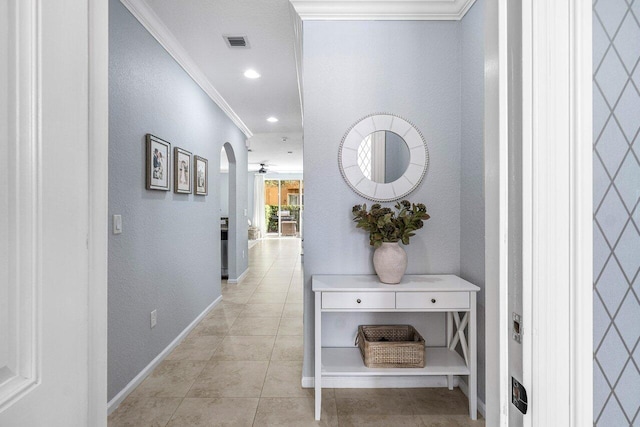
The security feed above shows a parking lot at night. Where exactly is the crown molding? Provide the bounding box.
[289,0,477,20]
[120,0,253,138]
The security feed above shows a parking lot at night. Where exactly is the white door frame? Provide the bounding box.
[527,0,593,425]
[482,0,508,424]
[497,0,593,425]
[88,0,109,424]
[1,0,108,425]
[486,0,593,425]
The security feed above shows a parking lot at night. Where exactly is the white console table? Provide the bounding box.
[312,274,480,421]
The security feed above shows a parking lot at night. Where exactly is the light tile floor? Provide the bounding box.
[108,238,485,426]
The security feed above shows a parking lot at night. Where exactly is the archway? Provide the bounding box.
[221,142,237,281]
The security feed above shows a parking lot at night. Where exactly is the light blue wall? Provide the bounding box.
[593,1,640,425]
[460,0,486,403]
[302,20,469,378]
[247,173,255,224]
[108,0,247,400]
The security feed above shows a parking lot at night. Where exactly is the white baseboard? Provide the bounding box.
[301,375,458,389]
[227,267,248,284]
[301,375,486,418]
[457,379,487,418]
[107,296,222,415]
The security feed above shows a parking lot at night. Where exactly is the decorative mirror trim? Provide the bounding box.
[338,113,429,202]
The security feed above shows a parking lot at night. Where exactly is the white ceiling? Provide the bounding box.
[134,1,475,174]
[143,0,304,172]
[221,132,303,173]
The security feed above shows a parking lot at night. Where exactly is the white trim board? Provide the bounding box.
[119,0,253,138]
[106,296,223,415]
[520,0,593,425]
[483,0,506,424]
[290,0,477,20]
[87,0,110,424]
[302,375,457,389]
[0,0,41,412]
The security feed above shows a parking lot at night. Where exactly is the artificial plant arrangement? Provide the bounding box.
[352,200,430,248]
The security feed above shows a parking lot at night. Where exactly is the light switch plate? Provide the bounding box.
[113,214,122,234]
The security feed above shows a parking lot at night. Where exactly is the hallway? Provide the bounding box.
[108,238,482,426]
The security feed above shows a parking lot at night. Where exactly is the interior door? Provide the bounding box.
[0,1,107,425]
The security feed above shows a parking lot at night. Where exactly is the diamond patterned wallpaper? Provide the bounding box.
[593,0,640,425]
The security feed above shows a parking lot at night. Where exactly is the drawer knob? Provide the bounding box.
[431,298,437,304]
[356,298,362,304]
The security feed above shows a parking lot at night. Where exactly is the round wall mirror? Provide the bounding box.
[339,113,428,202]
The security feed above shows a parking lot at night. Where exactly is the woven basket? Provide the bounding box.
[356,325,425,368]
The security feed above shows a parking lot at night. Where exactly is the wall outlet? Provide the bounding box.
[150,309,157,328]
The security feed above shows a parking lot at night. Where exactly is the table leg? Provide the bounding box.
[447,312,453,348]
[446,312,453,389]
[314,292,322,420]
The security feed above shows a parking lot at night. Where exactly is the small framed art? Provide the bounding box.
[174,147,192,194]
[146,134,170,191]
[194,155,208,196]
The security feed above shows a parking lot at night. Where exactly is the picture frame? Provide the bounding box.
[173,147,192,194]
[146,134,171,191]
[194,155,208,196]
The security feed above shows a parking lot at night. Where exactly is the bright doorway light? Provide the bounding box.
[267,117,278,123]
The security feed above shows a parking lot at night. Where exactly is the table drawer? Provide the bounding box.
[322,292,395,309]
[396,292,469,310]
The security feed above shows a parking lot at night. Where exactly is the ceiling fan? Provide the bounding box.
[250,161,275,174]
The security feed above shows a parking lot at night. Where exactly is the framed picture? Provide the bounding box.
[146,134,170,191]
[174,147,192,194]
[194,155,208,196]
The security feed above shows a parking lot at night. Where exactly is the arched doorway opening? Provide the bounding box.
[220,142,237,280]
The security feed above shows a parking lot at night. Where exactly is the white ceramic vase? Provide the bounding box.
[373,241,408,284]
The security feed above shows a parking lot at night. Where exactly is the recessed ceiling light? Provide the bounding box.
[244,69,260,79]
[267,117,278,123]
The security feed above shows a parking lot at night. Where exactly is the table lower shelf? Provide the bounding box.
[321,347,470,377]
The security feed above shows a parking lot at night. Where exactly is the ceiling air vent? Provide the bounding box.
[223,35,250,49]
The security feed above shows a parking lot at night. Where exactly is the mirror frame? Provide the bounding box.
[338,113,429,202]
